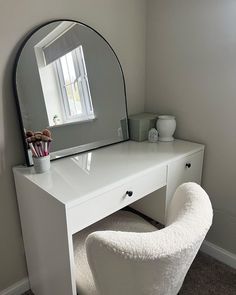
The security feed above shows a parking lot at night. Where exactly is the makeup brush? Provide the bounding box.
[26,138,38,157]
[42,135,51,155]
[25,129,52,158]
[26,130,34,138]
[35,134,42,141]
[42,129,51,138]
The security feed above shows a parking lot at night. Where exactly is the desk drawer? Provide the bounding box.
[131,150,204,225]
[67,165,167,234]
[166,150,204,205]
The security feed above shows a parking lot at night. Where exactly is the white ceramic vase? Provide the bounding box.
[156,115,176,142]
[33,155,50,173]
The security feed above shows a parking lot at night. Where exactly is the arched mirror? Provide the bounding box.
[14,20,129,166]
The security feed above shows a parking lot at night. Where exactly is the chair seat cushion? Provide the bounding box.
[73,210,157,295]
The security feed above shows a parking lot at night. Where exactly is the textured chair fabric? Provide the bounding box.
[73,182,213,295]
[73,210,157,295]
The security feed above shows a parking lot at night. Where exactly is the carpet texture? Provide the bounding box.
[179,252,236,295]
[22,252,236,295]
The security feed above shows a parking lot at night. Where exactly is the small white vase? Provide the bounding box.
[156,115,176,142]
[33,155,50,173]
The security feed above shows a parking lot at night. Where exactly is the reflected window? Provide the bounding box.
[34,22,95,127]
[55,46,94,123]
[72,152,92,174]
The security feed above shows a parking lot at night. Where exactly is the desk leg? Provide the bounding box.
[14,174,77,295]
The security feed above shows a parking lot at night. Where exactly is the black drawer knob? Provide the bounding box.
[126,191,133,197]
[185,163,191,168]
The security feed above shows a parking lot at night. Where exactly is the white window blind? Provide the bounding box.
[43,25,83,65]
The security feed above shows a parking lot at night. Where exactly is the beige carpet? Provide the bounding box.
[22,252,236,295]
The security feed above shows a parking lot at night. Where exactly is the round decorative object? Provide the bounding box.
[148,128,158,143]
[156,115,176,142]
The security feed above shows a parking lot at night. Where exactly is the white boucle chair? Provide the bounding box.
[73,182,213,295]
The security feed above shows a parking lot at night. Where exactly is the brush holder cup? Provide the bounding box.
[156,115,176,142]
[33,155,50,173]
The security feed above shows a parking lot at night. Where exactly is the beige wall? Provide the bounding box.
[0,0,146,290]
[146,0,236,253]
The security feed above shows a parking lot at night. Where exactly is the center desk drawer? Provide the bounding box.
[67,165,167,234]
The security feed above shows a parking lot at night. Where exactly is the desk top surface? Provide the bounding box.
[13,140,204,207]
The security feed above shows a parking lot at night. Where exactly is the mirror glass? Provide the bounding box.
[14,20,129,165]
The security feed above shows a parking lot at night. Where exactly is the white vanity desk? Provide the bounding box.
[13,139,204,295]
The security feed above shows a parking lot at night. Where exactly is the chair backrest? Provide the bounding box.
[166,182,213,228]
[163,182,213,293]
[86,182,213,295]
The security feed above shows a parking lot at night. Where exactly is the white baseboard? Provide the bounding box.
[0,278,30,295]
[201,240,236,269]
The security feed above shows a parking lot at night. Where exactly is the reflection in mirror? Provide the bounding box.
[71,152,92,174]
[14,20,129,165]
[35,22,95,126]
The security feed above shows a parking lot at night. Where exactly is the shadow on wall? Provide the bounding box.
[0,39,28,289]
[1,43,24,174]
[0,90,5,173]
